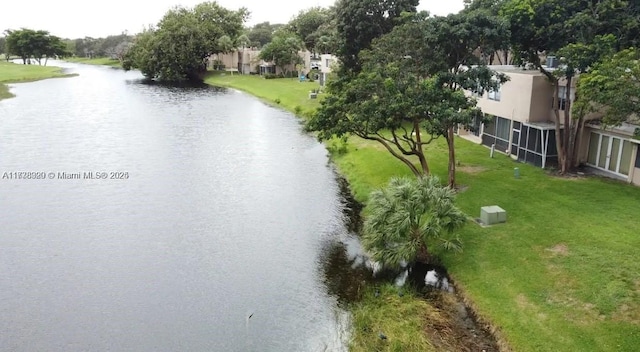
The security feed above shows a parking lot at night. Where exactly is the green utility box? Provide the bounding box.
[480,205,507,225]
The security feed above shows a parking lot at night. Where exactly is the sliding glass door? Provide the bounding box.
[587,132,633,176]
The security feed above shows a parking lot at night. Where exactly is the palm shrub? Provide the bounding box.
[362,176,466,269]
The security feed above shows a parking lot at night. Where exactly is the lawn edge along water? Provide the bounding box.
[0,61,77,101]
[64,57,122,67]
[203,73,640,352]
[204,73,498,351]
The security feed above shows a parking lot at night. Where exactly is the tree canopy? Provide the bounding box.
[258,31,304,77]
[576,48,640,128]
[287,7,334,54]
[122,2,248,82]
[307,11,507,186]
[4,29,68,65]
[246,22,284,48]
[334,0,419,74]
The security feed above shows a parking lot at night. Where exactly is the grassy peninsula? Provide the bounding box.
[0,61,75,101]
[64,57,121,67]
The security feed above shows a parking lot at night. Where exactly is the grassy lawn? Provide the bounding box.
[206,74,640,351]
[0,61,75,101]
[204,72,321,117]
[65,57,121,67]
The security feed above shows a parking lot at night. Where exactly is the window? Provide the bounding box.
[636,145,640,168]
[588,133,635,176]
[552,86,572,110]
[481,115,510,151]
[471,83,484,98]
[488,87,501,101]
[495,116,510,141]
[471,115,481,136]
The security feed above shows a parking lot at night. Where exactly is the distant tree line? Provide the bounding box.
[0,30,134,64]
[2,29,68,65]
[65,33,133,62]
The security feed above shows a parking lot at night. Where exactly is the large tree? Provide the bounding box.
[575,48,640,128]
[287,7,332,54]
[501,0,640,172]
[333,0,419,74]
[246,22,283,48]
[363,176,466,268]
[307,12,507,187]
[5,29,68,65]
[123,2,248,82]
[258,32,303,77]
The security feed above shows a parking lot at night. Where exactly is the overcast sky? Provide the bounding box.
[1,0,465,39]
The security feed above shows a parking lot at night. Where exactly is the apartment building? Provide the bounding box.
[459,65,640,186]
[209,50,312,76]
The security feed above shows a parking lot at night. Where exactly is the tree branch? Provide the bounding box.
[356,133,422,176]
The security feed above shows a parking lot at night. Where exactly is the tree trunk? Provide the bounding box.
[562,76,573,172]
[550,80,566,173]
[572,117,586,168]
[413,120,430,175]
[446,127,456,188]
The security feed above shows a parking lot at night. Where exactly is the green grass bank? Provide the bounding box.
[205,72,321,116]
[206,74,640,351]
[65,57,121,67]
[0,61,75,101]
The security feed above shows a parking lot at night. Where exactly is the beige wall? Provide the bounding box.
[319,54,336,74]
[529,75,554,122]
[476,71,538,123]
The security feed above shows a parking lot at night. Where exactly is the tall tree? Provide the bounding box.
[333,0,418,74]
[363,176,466,268]
[287,7,331,54]
[123,2,248,82]
[246,22,283,48]
[258,32,303,77]
[5,29,67,65]
[501,0,640,173]
[307,13,507,187]
[575,48,640,128]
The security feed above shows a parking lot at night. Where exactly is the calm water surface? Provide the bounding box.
[0,62,352,351]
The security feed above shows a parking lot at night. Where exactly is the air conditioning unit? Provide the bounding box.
[546,56,558,68]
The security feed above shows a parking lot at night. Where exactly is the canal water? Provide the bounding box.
[0,62,352,351]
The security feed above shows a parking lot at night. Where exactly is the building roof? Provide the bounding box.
[587,121,640,137]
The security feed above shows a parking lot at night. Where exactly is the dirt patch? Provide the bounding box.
[422,290,501,352]
[545,243,570,256]
[458,165,487,174]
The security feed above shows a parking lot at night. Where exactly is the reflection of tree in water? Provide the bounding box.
[319,237,372,305]
[335,175,362,233]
